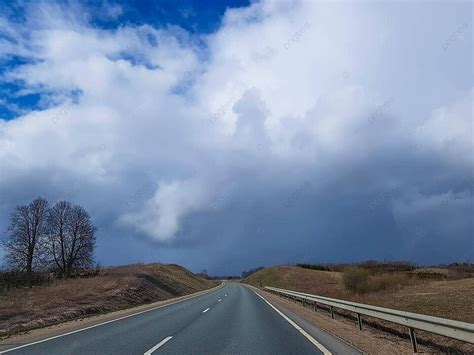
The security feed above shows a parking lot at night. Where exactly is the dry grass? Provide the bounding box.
[0,263,217,336]
[243,265,345,295]
[243,265,473,321]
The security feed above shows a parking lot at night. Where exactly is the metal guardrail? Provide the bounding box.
[265,286,474,352]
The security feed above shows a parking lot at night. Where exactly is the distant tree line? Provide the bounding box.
[195,266,265,280]
[2,197,96,279]
[197,269,208,278]
[296,261,417,273]
[296,263,331,271]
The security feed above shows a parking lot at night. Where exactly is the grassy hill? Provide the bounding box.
[243,265,344,295]
[0,263,217,336]
[242,265,473,323]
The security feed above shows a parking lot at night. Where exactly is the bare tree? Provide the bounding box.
[67,205,96,273]
[3,197,49,274]
[47,201,96,277]
[46,201,71,275]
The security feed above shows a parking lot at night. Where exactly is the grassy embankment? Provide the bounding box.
[0,263,218,336]
[243,263,473,322]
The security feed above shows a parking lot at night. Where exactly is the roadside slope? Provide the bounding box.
[243,265,344,296]
[0,263,217,336]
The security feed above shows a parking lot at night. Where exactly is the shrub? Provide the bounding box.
[343,268,409,293]
[342,267,370,293]
[0,270,52,289]
[367,273,409,292]
[411,271,446,280]
[447,263,473,279]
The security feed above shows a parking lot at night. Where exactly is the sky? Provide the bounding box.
[0,0,472,275]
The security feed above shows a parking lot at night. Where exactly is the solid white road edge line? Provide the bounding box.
[254,291,332,355]
[203,308,210,313]
[144,336,173,355]
[0,284,224,354]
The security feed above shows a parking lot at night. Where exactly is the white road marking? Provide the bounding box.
[0,284,224,354]
[225,294,227,297]
[203,308,210,313]
[254,291,332,355]
[144,336,173,355]
[218,299,222,302]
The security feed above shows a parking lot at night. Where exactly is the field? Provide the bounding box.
[0,263,217,337]
[243,264,473,321]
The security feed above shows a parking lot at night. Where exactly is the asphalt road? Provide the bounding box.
[1,282,360,354]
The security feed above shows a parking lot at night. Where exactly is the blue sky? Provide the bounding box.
[90,0,250,32]
[0,0,472,274]
[0,0,250,120]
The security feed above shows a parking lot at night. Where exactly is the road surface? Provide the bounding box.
[0,282,360,354]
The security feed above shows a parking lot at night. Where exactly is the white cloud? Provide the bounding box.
[415,89,473,166]
[0,0,471,263]
[120,179,210,241]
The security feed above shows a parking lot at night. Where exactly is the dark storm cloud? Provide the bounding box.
[0,0,472,274]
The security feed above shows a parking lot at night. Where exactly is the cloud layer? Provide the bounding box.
[0,0,472,273]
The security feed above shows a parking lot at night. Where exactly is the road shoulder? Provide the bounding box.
[0,282,223,351]
[249,285,437,354]
[245,284,362,354]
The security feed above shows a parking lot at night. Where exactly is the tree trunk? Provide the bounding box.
[26,251,33,275]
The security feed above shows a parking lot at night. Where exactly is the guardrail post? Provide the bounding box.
[409,327,418,353]
[313,301,317,312]
[357,313,362,330]
[330,306,334,319]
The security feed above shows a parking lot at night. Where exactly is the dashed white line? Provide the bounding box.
[203,308,210,313]
[225,294,227,297]
[144,336,173,355]
[254,292,332,355]
[218,299,222,302]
